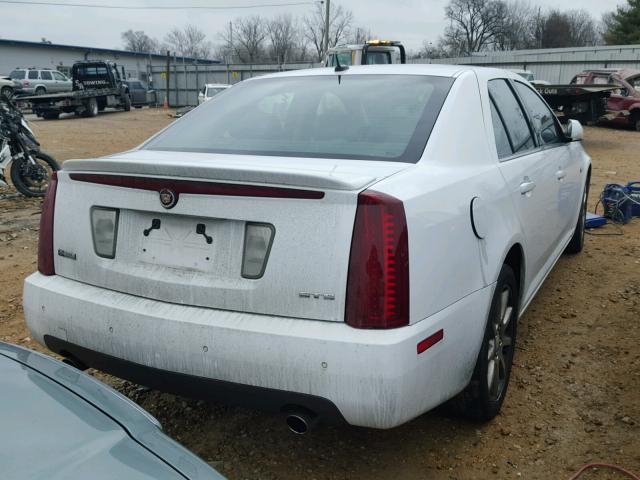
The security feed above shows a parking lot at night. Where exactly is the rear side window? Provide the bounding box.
[28,70,39,80]
[488,79,534,155]
[40,71,52,80]
[514,82,562,146]
[489,99,513,159]
[10,70,25,79]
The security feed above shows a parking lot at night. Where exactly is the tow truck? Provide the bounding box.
[18,60,131,120]
[325,40,406,67]
[535,69,640,130]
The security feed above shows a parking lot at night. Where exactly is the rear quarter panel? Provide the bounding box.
[374,71,521,325]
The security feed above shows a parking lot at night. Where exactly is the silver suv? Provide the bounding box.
[10,68,72,95]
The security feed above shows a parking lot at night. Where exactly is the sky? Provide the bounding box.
[0,0,626,56]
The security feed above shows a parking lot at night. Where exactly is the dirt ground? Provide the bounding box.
[0,108,638,480]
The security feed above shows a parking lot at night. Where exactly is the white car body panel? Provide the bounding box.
[24,64,591,428]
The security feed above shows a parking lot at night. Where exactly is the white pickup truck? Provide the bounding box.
[325,40,406,67]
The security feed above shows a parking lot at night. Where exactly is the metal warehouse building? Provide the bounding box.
[0,38,219,84]
[414,44,640,83]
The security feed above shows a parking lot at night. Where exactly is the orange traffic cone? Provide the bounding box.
[163,95,169,109]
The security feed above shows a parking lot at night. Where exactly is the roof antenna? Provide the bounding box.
[334,54,349,73]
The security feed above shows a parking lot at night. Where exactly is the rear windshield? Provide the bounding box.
[10,70,25,79]
[75,65,108,76]
[144,74,453,163]
[206,87,226,97]
[366,51,391,64]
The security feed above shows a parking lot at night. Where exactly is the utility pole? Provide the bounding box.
[165,49,170,108]
[228,21,233,63]
[323,0,330,58]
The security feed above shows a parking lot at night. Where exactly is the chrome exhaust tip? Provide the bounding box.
[284,407,317,434]
[286,414,309,434]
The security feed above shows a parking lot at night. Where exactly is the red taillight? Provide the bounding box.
[38,171,58,275]
[345,190,409,329]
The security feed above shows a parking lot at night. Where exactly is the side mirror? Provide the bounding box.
[566,119,583,142]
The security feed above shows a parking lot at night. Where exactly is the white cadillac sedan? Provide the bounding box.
[24,65,590,431]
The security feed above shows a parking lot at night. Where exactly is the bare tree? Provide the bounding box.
[295,41,311,62]
[537,9,599,48]
[493,1,538,50]
[163,25,212,59]
[233,15,268,63]
[267,15,299,64]
[215,22,235,63]
[349,27,376,44]
[566,10,600,46]
[442,0,507,55]
[303,2,353,62]
[122,30,158,53]
[600,11,617,43]
[437,0,600,56]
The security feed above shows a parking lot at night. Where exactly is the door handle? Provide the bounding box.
[556,169,566,181]
[519,180,536,195]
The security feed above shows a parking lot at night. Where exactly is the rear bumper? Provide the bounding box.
[43,335,345,423]
[24,273,492,429]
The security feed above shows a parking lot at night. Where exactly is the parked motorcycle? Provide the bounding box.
[0,93,59,197]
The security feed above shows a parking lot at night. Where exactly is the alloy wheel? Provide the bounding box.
[487,285,514,402]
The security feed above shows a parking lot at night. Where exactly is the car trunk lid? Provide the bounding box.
[53,152,410,322]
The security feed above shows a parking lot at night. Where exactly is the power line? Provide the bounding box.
[0,0,318,10]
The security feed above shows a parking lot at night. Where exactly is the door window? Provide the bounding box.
[52,71,67,81]
[489,99,513,159]
[488,79,535,155]
[514,82,562,146]
[28,70,39,80]
[40,71,53,80]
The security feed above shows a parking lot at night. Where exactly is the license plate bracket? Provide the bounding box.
[139,215,216,271]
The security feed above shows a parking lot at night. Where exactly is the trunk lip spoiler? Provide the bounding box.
[68,173,325,200]
[62,156,380,191]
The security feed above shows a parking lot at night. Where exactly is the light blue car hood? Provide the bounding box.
[0,342,224,480]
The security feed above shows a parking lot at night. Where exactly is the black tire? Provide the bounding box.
[42,112,60,120]
[10,151,60,197]
[565,178,589,254]
[134,105,143,109]
[631,111,640,132]
[83,97,98,117]
[450,264,518,421]
[35,86,46,96]
[1,86,13,98]
[123,94,131,112]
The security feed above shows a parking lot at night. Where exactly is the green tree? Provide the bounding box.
[603,0,640,45]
